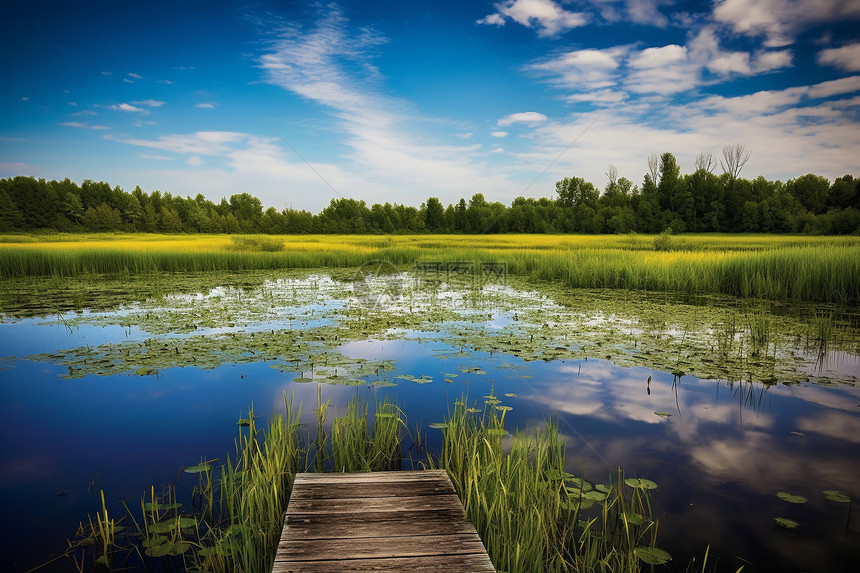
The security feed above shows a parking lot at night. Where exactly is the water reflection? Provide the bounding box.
[1,271,859,572]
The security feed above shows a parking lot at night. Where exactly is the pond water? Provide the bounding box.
[1,268,859,572]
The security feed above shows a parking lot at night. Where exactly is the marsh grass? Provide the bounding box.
[430,391,664,572]
[2,233,857,303]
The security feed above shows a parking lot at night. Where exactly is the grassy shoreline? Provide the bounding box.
[1,233,858,304]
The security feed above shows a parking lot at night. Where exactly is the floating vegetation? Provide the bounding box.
[777,491,808,504]
[625,478,658,490]
[634,546,672,565]
[183,462,212,474]
[654,411,672,417]
[823,490,852,503]
[774,517,800,530]
[10,269,855,389]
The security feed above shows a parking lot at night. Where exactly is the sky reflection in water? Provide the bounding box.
[1,272,858,572]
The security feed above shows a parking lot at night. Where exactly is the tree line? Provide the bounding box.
[2,148,858,235]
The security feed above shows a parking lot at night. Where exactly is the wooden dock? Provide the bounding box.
[273,470,496,572]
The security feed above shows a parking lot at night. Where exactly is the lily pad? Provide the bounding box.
[485,428,508,437]
[654,411,672,417]
[565,477,593,491]
[777,491,807,504]
[428,422,448,430]
[823,490,851,503]
[634,546,672,565]
[504,393,518,398]
[774,517,800,529]
[624,512,647,526]
[624,478,657,490]
[184,463,212,474]
[144,501,182,511]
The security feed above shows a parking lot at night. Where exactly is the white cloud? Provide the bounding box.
[624,0,669,27]
[477,0,588,37]
[186,156,204,166]
[713,0,860,47]
[196,102,216,109]
[528,46,629,91]
[127,72,142,79]
[108,103,147,113]
[498,111,549,126]
[106,131,249,156]
[817,42,860,72]
[491,131,509,137]
[131,99,165,107]
[626,45,699,94]
[521,75,860,191]
[139,154,172,161]
[21,96,29,101]
[491,147,506,154]
[60,122,110,130]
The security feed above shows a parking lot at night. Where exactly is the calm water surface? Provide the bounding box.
[1,270,858,572]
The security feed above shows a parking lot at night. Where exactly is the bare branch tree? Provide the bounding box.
[694,151,716,173]
[647,154,660,184]
[605,164,618,187]
[720,143,751,179]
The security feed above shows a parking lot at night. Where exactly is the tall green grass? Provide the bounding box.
[3,234,856,303]
[430,392,664,573]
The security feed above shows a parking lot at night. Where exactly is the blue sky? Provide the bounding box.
[1,0,859,211]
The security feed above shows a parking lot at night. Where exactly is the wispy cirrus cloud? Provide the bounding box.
[60,122,110,130]
[256,4,519,206]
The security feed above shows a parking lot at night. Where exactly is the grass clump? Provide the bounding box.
[431,391,666,573]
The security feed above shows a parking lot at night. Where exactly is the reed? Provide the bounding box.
[430,392,664,572]
[2,233,856,303]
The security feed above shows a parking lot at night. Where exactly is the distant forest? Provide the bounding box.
[2,150,859,235]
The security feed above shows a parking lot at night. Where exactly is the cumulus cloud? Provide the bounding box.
[491,131,509,137]
[498,111,549,125]
[186,156,204,166]
[196,102,216,109]
[477,0,588,37]
[817,42,860,72]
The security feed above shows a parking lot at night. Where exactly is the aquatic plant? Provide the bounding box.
[429,392,667,572]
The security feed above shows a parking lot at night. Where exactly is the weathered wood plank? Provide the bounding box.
[284,509,475,539]
[273,471,495,572]
[285,493,465,515]
[274,553,496,572]
[276,533,489,561]
[287,479,455,500]
[293,470,448,484]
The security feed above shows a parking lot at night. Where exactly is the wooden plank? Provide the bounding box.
[293,470,449,484]
[276,533,489,561]
[285,493,465,515]
[274,553,496,572]
[273,470,495,572]
[287,479,455,500]
[284,509,475,539]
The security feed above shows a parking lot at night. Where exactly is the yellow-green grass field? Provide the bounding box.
[1,233,858,304]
